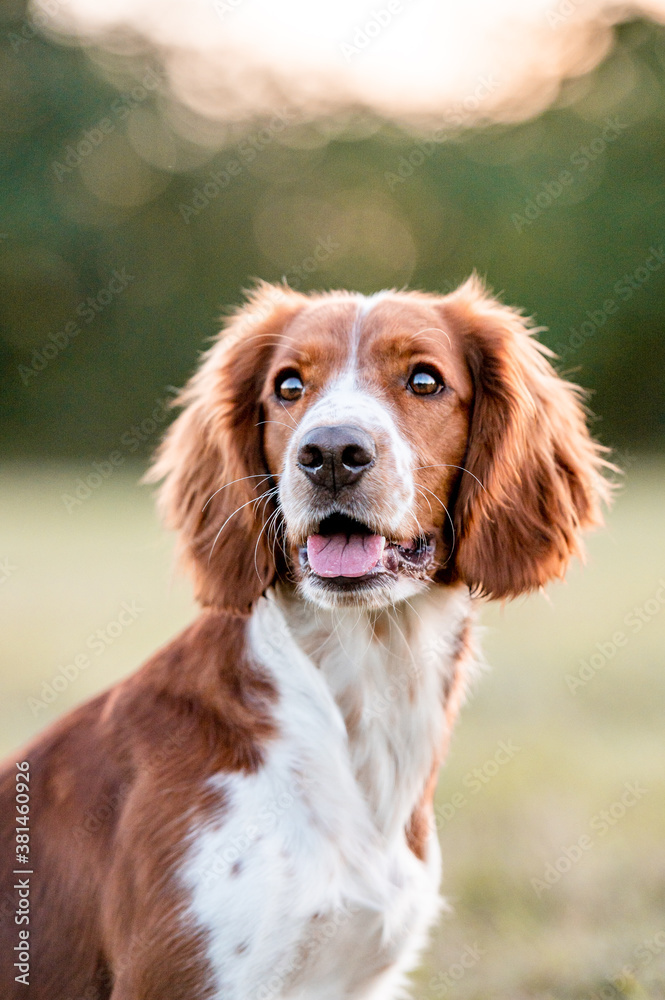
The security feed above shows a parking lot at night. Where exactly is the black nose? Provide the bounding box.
[297,424,376,492]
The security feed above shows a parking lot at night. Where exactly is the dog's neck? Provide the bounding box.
[267,583,473,844]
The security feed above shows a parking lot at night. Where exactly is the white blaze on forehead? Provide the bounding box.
[278,291,415,534]
[348,290,393,367]
[304,290,405,456]
[355,290,394,319]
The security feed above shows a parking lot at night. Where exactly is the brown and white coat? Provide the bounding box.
[0,278,611,999]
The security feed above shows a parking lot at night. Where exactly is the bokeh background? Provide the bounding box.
[1,0,664,996]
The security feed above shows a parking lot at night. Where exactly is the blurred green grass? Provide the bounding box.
[1,458,664,999]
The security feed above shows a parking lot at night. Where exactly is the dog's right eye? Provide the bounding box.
[275,372,304,402]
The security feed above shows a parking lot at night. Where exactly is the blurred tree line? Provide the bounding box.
[1,4,664,459]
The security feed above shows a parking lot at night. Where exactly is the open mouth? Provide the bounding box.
[298,513,435,586]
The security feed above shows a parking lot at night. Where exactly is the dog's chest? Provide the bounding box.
[182,592,469,999]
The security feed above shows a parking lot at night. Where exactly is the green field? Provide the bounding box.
[1,460,664,999]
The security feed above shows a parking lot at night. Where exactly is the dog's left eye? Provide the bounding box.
[276,372,304,401]
[408,366,444,395]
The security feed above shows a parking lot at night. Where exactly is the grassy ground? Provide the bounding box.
[1,459,664,999]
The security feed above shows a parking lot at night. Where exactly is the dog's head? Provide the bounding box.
[149,278,612,612]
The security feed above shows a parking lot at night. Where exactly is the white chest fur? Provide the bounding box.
[182,586,472,1000]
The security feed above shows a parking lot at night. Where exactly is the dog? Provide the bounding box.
[0,277,611,999]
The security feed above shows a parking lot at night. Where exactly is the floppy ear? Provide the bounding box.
[147,283,305,612]
[441,276,614,600]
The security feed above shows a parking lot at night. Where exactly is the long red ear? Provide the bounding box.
[147,283,305,612]
[441,276,615,600]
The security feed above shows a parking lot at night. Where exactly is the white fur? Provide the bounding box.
[183,585,473,1000]
[282,376,415,535]
[279,372,417,552]
[347,291,392,367]
[182,292,473,997]
[278,289,416,546]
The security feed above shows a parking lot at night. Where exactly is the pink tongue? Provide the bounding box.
[307,533,385,578]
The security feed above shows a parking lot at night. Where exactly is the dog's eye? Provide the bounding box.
[408,366,444,396]
[276,372,304,401]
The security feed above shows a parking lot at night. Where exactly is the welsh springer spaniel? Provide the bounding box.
[0,278,611,999]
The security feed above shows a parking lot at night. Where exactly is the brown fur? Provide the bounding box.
[0,612,275,999]
[147,284,308,612]
[440,276,613,598]
[150,277,610,610]
[0,278,611,998]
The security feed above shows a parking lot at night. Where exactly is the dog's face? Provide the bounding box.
[260,294,472,608]
[150,279,611,612]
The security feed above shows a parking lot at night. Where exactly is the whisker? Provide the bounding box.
[220,328,300,348]
[407,327,452,350]
[415,464,488,494]
[386,608,420,679]
[208,488,276,563]
[202,474,277,513]
[402,597,425,630]
[409,496,430,549]
[259,490,291,576]
[414,486,433,517]
[254,505,283,583]
[416,483,456,564]
[256,420,296,431]
[279,401,299,428]
[411,509,430,551]
[273,518,291,573]
[258,486,279,519]
[268,510,286,569]
[362,609,401,663]
[309,605,346,660]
